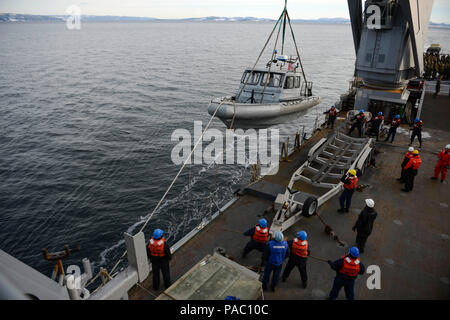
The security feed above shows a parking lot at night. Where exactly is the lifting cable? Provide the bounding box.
[87,100,226,290]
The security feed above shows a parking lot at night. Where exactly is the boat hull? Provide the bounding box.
[208,96,322,129]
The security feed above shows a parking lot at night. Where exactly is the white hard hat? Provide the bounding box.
[446,144,450,149]
[408,147,414,152]
[365,199,375,208]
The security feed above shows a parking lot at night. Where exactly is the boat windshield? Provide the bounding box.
[260,72,283,87]
[241,71,284,88]
[241,71,263,85]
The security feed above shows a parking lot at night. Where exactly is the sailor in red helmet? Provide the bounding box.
[242,218,269,265]
[328,247,365,300]
[147,228,172,290]
[323,105,338,129]
[431,144,450,183]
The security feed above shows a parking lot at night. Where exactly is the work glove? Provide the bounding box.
[352,226,356,232]
[327,260,332,265]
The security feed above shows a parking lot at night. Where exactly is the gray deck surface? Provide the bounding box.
[129,93,450,300]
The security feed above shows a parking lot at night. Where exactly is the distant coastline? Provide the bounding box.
[1,13,448,26]
[1,13,449,28]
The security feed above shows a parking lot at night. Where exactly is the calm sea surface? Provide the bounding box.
[0,22,449,277]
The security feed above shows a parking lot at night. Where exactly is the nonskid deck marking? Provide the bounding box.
[393,220,403,226]
[385,258,395,265]
[440,233,449,240]
[439,202,448,208]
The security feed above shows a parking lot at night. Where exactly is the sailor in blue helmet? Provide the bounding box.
[242,218,269,265]
[327,247,365,300]
[262,231,289,292]
[281,230,310,288]
[348,109,366,137]
[384,114,401,143]
[147,228,172,290]
[410,118,424,148]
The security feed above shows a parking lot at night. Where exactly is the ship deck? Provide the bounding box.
[129,93,450,300]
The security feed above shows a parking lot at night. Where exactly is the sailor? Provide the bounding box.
[242,218,269,264]
[402,150,422,192]
[338,169,358,213]
[384,115,401,143]
[262,231,289,292]
[397,147,415,182]
[147,229,172,290]
[434,77,441,97]
[281,231,310,288]
[348,109,366,137]
[352,199,377,254]
[410,118,424,148]
[431,144,450,183]
[324,105,338,129]
[327,247,365,300]
[368,112,384,141]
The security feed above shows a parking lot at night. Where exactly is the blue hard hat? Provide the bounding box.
[378,112,383,115]
[153,229,163,239]
[414,118,420,123]
[259,218,267,228]
[275,231,284,242]
[359,109,364,113]
[298,231,307,241]
[349,247,360,258]
[396,115,400,119]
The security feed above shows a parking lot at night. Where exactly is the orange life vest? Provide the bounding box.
[344,176,358,190]
[404,155,422,171]
[438,150,450,166]
[391,118,401,128]
[403,152,413,162]
[329,108,337,116]
[340,255,361,277]
[252,225,269,243]
[148,237,165,257]
[292,238,308,257]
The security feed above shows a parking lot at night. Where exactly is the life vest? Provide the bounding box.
[401,152,414,168]
[344,176,358,190]
[356,113,365,123]
[391,118,401,128]
[148,237,165,257]
[329,108,337,116]
[413,121,423,131]
[438,150,450,166]
[252,225,269,243]
[373,115,384,123]
[339,255,361,277]
[404,156,422,171]
[292,238,308,257]
[403,152,414,163]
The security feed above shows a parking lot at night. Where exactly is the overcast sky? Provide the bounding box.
[1,0,449,23]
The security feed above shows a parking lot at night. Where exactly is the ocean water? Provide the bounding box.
[0,22,449,278]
